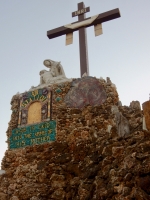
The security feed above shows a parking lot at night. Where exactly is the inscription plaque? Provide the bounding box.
[72,7,90,17]
[9,121,56,149]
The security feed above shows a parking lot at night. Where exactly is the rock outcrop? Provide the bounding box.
[1,77,150,200]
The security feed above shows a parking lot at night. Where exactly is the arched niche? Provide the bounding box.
[27,101,41,124]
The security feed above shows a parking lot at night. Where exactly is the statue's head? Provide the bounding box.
[43,60,52,68]
[39,70,47,75]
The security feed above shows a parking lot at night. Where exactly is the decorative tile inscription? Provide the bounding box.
[21,88,48,108]
[9,121,56,149]
[19,88,51,126]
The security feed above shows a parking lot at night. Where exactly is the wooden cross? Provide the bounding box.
[47,2,121,77]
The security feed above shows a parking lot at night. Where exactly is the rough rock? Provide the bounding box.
[1,77,150,199]
[142,101,150,131]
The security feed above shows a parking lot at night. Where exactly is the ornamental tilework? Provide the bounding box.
[18,88,51,126]
[10,121,56,149]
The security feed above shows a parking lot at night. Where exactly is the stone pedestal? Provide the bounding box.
[142,101,150,131]
[1,77,148,200]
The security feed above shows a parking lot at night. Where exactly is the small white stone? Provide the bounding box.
[143,116,147,130]
[107,125,112,133]
[0,170,5,175]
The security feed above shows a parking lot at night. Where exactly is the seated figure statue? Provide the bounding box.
[40,59,67,85]
[30,59,72,90]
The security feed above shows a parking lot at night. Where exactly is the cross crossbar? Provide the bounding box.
[47,8,120,39]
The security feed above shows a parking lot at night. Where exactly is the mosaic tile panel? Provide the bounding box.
[10,121,56,149]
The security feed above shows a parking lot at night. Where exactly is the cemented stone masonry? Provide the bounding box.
[1,77,150,200]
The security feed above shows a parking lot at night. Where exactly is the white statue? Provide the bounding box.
[30,59,72,90]
[40,59,67,85]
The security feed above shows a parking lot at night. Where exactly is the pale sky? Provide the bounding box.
[1,0,150,165]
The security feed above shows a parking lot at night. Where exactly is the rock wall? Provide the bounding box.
[1,77,150,200]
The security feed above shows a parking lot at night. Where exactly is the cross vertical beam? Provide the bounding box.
[78,2,89,76]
